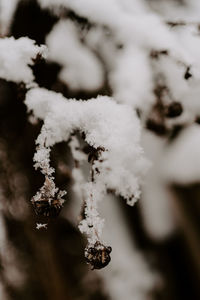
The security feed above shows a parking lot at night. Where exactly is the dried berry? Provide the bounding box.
[83,146,105,163]
[32,198,62,217]
[184,67,192,80]
[85,242,112,270]
[146,118,167,135]
[165,102,183,118]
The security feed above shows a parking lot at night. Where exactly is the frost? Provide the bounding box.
[36,223,48,230]
[0,37,47,85]
[78,182,105,245]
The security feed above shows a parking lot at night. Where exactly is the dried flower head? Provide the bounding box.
[31,176,66,218]
[85,241,112,270]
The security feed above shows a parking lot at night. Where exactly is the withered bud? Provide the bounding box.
[32,197,63,218]
[85,242,112,270]
[82,146,105,163]
[146,119,167,136]
[31,177,66,217]
[184,67,192,80]
[166,21,186,27]
[165,102,183,118]
[150,50,168,59]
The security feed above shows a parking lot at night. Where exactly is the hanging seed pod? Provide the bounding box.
[32,197,63,217]
[184,66,192,80]
[165,102,183,118]
[85,241,112,270]
[31,176,65,218]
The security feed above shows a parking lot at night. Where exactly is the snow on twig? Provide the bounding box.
[25,87,149,248]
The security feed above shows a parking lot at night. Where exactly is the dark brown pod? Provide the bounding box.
[165,102,183,118]
[184,67,192,80]
[146,118,167,136]
[32,198,62,218]
[85,242,112,270]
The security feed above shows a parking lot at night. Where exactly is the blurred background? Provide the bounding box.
[0,0,200,299]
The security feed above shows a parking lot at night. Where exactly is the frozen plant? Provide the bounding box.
[25,86,149,268]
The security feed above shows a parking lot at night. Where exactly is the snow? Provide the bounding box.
[162,124,200,184]
[0,0,20,35]
[38,0,192,59]
[78,182,105,245]
[0,37,47,85]
[46,20,104,91]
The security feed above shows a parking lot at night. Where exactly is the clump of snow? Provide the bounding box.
[46,20,104,91]
[0,37,47,85]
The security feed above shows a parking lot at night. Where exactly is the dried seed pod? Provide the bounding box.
[85,242,112,270]
[31,176,66,218]
[184,67,192,80]
[165,102,183,118]
[32,198,63,218]
[82,145,105,162]
[150,49,168,59]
